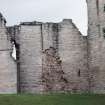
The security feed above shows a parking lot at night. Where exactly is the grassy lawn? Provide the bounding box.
[0,94,105,105]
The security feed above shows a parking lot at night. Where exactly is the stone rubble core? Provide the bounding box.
[0,0,105,94]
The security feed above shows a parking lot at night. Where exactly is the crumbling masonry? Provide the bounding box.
[0,0,105,93]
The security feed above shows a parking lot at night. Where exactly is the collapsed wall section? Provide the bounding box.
[42,47,67,92]
[42,20,89,92]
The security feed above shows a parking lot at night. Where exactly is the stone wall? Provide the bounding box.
[11,19,89,93]
[59,19,89,92]
[0,0,105,94]
[0,13,17,93]
[16,24,43,93]
[87,0,105,93]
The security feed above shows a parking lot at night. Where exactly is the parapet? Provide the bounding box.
[20,19,72,26]
[20,21,42,26]
[62,19,72,23]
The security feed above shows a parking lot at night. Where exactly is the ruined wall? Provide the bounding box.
[0,0,105,94]
[15,23,43,93]
[9,19,89,93]
[14,22,62,93]
[41,20,89,93]
[87,0,105,93]
[0,13,17,93]
[42,23,59,52]
[42,47,68,92]
[58,19,89,92]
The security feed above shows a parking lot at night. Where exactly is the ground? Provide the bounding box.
[0,94,105,105]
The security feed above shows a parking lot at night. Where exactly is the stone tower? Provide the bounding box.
[0,13,17,93]
[87,0,105,93]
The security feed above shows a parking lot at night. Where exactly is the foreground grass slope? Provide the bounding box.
[0,94,105,105]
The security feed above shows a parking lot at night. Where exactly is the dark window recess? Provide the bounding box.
[78,70,81,77]
[103,28,105,38]
[104,5,105,12]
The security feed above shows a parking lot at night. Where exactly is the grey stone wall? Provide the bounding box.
[17,24,43,93]
[1,0,105,94]
[0,14,17,93]
[59,19,89,92]
[87,0,105,93]
[12,19,89,93]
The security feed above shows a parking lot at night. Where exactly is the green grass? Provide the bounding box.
[0,94,105,105]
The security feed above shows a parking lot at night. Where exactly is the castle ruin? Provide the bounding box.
[0,0,105,94]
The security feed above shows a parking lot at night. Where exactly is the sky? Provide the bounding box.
[0,0,87,35]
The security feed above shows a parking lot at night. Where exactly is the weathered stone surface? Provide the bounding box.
[87,0,105,93]
[42,47,68,92]
[17,25,43,93]
[0,13,17,93]
[0,0,105,94]
[59,19,89,92]
[12,20,89,93]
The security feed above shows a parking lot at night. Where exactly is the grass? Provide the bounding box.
[0,93,104,105]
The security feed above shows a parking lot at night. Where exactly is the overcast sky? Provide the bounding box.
[0,0,87,35]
